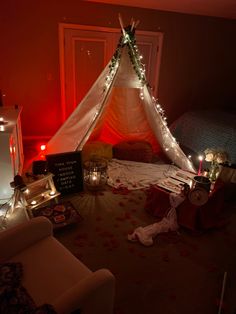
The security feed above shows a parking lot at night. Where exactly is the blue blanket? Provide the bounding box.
[170,110,236,164]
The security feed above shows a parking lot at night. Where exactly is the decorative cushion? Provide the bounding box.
[0,262,57,314]
[113,140,153,163]
[82,141,113,163]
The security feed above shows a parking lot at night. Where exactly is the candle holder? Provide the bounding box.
[193,175,211,192]
[23,173,60,211]
[83,157,108,191]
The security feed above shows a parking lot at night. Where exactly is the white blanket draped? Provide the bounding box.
[107,159,178,190]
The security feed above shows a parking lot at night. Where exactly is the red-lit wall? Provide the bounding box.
[0,1,236,141]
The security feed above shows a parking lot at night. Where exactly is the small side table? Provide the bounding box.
[145,186,171,218]
[144,181,226,232]
[177,181,226,231]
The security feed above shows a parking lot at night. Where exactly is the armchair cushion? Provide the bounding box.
[0,217,115,314]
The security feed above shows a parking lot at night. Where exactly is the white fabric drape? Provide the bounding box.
[128,193,185,246]
[46,39,195,172]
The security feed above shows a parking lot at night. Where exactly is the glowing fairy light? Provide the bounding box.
[40,144,46,152]
[139,86,144,100]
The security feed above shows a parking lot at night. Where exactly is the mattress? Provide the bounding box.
[170,110,236,164]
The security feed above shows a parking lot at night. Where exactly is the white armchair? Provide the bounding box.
[0,216,115,314]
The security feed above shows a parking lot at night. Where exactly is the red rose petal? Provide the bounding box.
[119,202,125,207]
[125,212,131,219]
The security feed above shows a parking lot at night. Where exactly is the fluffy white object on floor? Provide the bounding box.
[128,193,185,246]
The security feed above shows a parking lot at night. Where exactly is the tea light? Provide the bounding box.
[83,158,107,190]
[89,171,101,186]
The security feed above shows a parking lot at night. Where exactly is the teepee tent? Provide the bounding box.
[46,19,195,173]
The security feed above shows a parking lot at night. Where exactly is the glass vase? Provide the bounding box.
[209,162,219,182]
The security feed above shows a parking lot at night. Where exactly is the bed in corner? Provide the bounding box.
[170,110,236,165]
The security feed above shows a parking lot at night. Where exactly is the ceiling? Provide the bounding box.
[86,0,236,19]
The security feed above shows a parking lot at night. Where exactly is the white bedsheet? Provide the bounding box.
[107,159,178,190]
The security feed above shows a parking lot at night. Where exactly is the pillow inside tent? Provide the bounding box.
[113,140,153,163]
[82,141,113,163]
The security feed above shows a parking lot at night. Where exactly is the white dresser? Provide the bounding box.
[0,106,24,203]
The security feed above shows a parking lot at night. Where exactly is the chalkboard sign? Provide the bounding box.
[46,151,83,195]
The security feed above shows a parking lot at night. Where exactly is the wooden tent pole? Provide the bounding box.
[134,20,140,28]
[118,13,126,36]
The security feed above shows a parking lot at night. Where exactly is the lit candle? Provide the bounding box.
[198,155,203,175]
[89,171,101,186]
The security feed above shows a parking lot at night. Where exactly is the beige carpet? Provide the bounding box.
[53,186,236,314]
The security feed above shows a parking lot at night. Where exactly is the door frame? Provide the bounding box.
[59,23,163,122]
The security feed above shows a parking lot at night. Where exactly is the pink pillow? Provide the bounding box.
[113,140,153,163]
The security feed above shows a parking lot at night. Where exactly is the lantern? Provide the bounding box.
[83,157,108,190]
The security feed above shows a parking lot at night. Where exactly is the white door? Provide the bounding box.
[59,23,163,121]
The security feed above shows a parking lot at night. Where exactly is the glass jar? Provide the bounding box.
[209,162,219,182]
[83,157,108,190]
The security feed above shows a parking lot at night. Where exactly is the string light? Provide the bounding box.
[40,144,46,151]
[100,22,195,172]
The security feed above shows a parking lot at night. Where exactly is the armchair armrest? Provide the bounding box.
[0,216,53,261]
[53,268,115,314]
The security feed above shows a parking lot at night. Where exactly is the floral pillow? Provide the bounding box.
[0,262,57,314]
